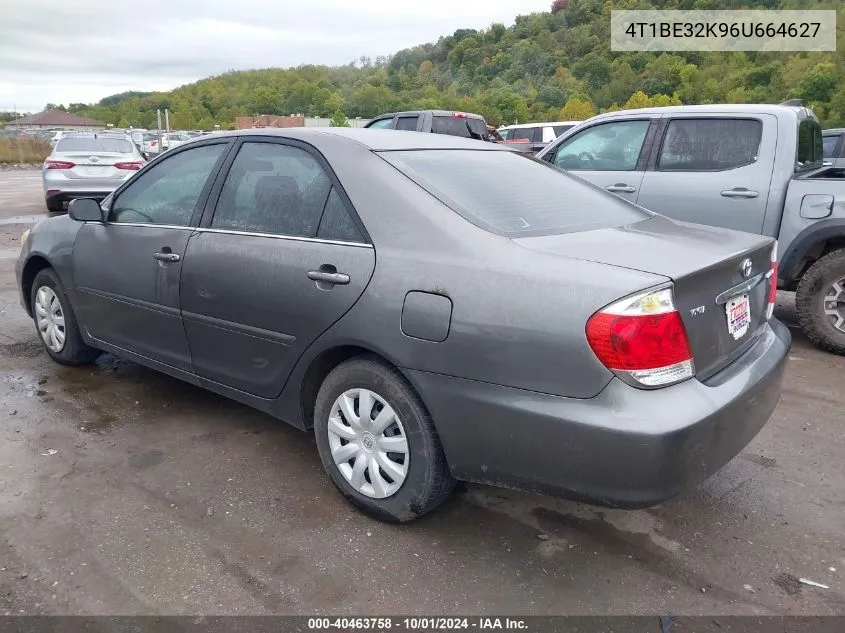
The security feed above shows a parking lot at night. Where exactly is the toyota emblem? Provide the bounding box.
[740,258,752,278]
[89,156,99,163]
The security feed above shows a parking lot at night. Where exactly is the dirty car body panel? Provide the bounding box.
[17,128,790,508]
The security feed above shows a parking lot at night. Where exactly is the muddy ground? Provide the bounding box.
[0,169,843,616]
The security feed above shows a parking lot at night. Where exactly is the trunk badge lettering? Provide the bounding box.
[690,306,706,317]
[740,258,752,278]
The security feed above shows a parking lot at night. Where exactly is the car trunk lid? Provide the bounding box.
[56,152,127,179]
[514,214,775,379]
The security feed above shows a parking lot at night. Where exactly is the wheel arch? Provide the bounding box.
[19,254,55,317]
[780,219,845,291]
[283,342,431,431]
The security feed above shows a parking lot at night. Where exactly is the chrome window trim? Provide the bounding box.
[194,227,373,248]
[102,222,193,230]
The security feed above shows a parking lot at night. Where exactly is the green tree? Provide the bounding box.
[560,94,596,120]
[330,110,349,127]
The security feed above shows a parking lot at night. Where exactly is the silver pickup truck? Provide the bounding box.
[538,103,845,355]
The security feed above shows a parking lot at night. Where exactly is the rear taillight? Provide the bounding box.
[44,160,75,169]
[114,161,144,170]
[586,287,694,388]
[766,241,778,320]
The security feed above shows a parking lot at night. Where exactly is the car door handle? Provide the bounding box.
[720,188,759,199]
[307,271,350,285]
[605,184,637,193]
[153,252,180,263]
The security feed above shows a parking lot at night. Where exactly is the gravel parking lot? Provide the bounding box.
[0,168,843,616]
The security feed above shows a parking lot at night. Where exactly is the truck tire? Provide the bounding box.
[795,249,845,356]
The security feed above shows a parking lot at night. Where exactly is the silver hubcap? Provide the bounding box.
[824,279,845,333]
[35,286,66,353]
[327,388,409,499]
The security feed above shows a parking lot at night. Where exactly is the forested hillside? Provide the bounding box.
[50,0,845,128]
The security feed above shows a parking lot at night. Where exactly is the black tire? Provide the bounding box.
[30,268,100,365]
[46,197,63,213]
[795,249,845,356]
[313,356,455,522]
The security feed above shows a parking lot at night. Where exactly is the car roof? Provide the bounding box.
[208,127,508,151]
[499,121,582,130]
[823,128,845,134]
[370,110,485,120]
[585,103,816,121]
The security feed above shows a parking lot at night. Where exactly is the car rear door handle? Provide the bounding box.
[720,188,759,199]
[605,184,637,193]
[307,270,350,285]
[153,252,180,263]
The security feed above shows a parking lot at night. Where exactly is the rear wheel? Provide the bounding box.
[313,357,455,522]
[30,268,100,365]
[46,197,63,213]
[796,249,845,356]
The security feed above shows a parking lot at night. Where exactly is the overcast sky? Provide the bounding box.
[0,0,551,112]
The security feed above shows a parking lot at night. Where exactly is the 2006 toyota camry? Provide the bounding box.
[17,128,790,522]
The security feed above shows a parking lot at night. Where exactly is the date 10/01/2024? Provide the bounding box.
[307,617,528,630]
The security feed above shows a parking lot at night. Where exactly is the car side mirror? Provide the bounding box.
[68,198,104,222]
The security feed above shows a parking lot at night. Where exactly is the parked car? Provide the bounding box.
[42,132,145,212]
[18,128,789,522]
[163,132,192,150]
[141,132,163,157]
[823,128,845,167]
[497,120,582,155]
[538,103,845,355]
[365,110,492,140]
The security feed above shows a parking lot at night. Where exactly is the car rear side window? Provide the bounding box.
[211,142,331,237]
[431,116,486,139]
[109,143,226,226]
[56,137,135,153]
[511,127,541,143]
[317,187,365,243]
[381,150,650,237]
[395,116,419,131]
[553,125,576,136]
[797,118,823,170]
[658,118,762,171]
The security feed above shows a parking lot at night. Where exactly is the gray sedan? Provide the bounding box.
[16,129,790,522]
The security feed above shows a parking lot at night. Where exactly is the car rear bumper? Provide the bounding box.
[43,174,129,198]
[407,319,791,508]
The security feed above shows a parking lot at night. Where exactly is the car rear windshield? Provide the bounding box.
[381,150,650,237]
[431,116,487,140]
[56,137,135,153]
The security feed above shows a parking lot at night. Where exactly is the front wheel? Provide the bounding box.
[795,249,845,356]
[313,357,455,522]
[30,268,100,365]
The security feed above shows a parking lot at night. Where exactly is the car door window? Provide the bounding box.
[211,142,331,237]
[317,187,365,243]
[554,120,649,171]
[395,116,419,131]
[109,143,226,225]
[512,127,540,143]
[367,117,393,129]
[658,118,762,171]
[822,135,839,159]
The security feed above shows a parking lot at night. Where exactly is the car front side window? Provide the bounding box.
[367,118,394,129]
[553,120,650,171]
[108,143,226,225]
[211,142,332,238]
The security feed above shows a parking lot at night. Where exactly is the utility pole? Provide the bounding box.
[156,109,163,155]
[13,104,23,164]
